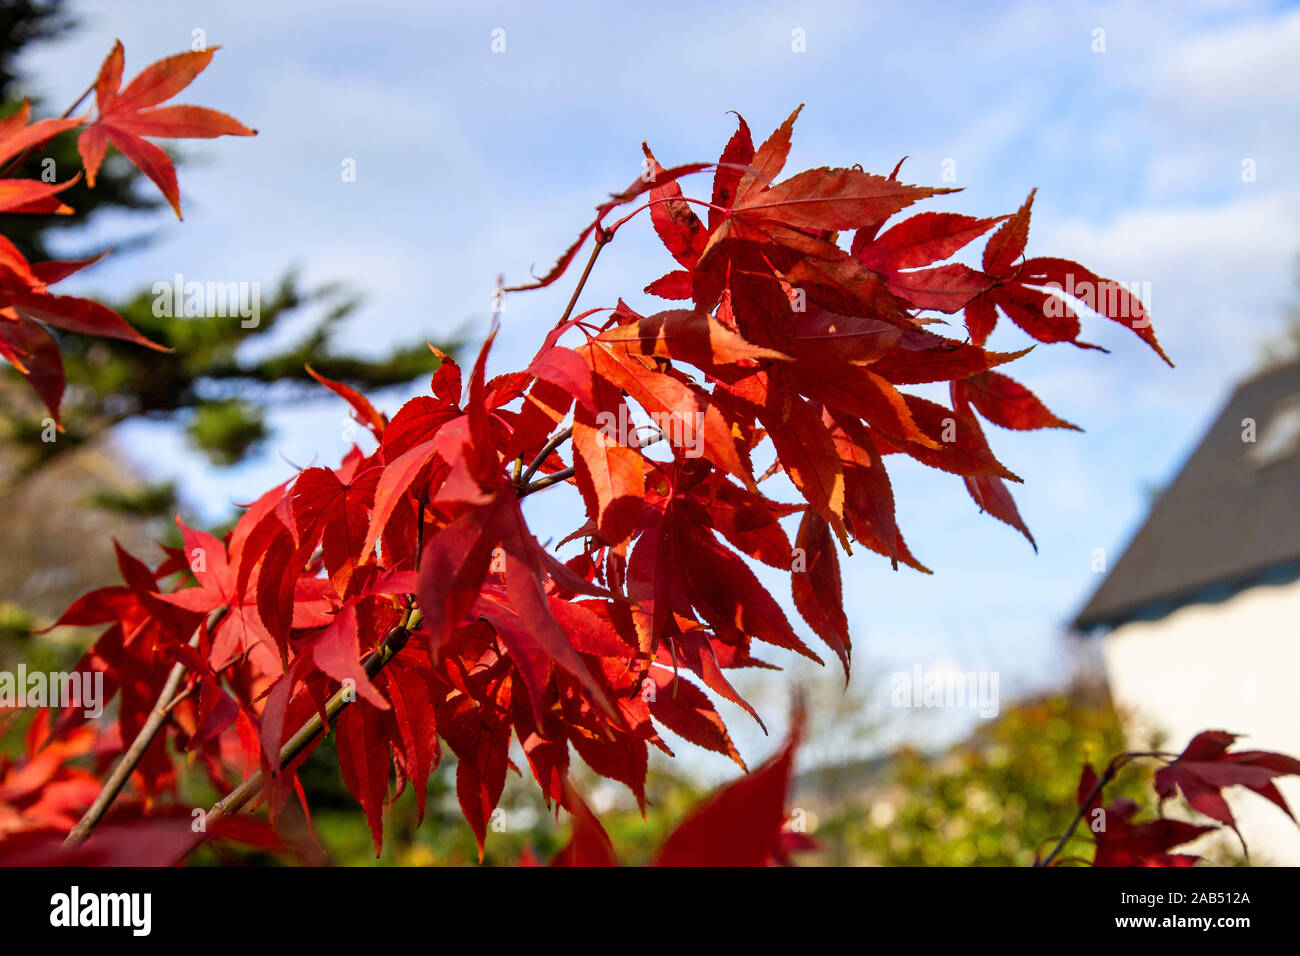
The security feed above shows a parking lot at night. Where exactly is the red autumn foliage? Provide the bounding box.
[545,715,809,867]
[1,44,1295,868]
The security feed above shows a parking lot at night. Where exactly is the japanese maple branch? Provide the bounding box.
[556,227,610,328]
[510,225,613,492]
[519,467,576,497]
[517,425,572,489]
[64,606,229,846]
[0,78,96,179]
[1033,751,1174,867]
[71,210,646,843]
[1033,766,1114,868]
[207,608,420,823]
[520,427,665,498]
[198,227,629,828]
[514,227,623,496]
[604,195,729,237]
[204,429,613,824]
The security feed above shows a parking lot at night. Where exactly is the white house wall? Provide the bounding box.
[1100,578,1300,865]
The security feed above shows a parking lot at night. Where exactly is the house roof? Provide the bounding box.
[1073,358,1300,632]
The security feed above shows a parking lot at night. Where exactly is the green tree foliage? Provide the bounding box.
[1259,254,1300,370]
[814,681,1153,865]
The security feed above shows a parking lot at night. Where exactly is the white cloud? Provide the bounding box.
[1153,8,1300,113]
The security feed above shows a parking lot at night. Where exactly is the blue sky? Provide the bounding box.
[19,0,1300,776]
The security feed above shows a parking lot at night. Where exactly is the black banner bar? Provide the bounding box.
[0,864,1286,942]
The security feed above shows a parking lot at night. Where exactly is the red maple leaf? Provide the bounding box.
[1154,731,1300,842]
[1091,798,1213,867]
[77,40,256,218]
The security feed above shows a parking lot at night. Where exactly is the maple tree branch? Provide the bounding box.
[605,195,729,237]
[520,466,575,497]
[203,432,605,827]
[1033,751,1174,867]
[519,429,665,497]
[510,228,610,495]
[556,228,609,328]
[206,610,419,824]
[159,682,197,717]
[0,78,96,179]
[518,425,572,488]
[64,606,228,846]
[1034,770,1112,868]
[160,651,242,717]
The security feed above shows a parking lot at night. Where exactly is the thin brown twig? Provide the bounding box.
[159,682,197,717]
[157,649,243,718]
[0,78,96,179]
[1035,769,1111,867]
[520,466,576,497]
[519,430,666,497]
[555,230,608,329]
[1033,751,1174,867]
[64,606,228,846]
[508,224,619,492]
[206,611,419,823]
[518,425,572,488]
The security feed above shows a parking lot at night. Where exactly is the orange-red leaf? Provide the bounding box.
[654,717,800,866]
[77,41,255,218]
